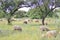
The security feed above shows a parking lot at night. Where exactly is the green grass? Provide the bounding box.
[0,18,60,40]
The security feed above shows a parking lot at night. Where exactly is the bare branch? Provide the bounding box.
[45,7,56,18]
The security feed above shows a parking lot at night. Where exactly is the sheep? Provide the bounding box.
[42,30,58,38]
[40,25,50,31]
[23,19,33,24]
[13,25,22,31]
[23,19,31,24]
[28,19,30,22]
[23,21,28,24]
[33,19,39,22]
[28,19,33,23]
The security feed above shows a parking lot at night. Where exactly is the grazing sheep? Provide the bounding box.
[28,19,30,22]
[28,19,33,23]
[23,19,33,24]
[23,21,27,24]
[23,19,30,24]
[13,25,22,31]
[33,19,39,22]
[40,25,50,31]
[42,30,57,38]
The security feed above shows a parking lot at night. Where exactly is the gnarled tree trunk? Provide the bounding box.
[7,18,11,25]
[42,17,45,25]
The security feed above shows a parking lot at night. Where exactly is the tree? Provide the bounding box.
[39,0,60,25]
[38,0,56,25]
[28,0,58,25]
[27,6,56,19]
[0,0,20,25]
[55,0,60,7]
[0,10,5,18]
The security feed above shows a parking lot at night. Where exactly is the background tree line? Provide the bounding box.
[0,0,59,25]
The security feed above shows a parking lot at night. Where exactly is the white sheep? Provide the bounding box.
[42,30,57,38]
[33,19,39,22]
[40,25,50,31]
[13,25,22,31]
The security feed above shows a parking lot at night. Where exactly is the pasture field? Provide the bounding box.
[0,18,60,40]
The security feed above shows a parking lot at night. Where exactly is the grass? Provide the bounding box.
[0,18,60,40]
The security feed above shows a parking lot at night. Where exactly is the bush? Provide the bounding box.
[15,11,28,18]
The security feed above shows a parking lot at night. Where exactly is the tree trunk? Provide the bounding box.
[42,17,45,25]
[7,18,11,25]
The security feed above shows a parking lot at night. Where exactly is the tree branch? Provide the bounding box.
[45,7,56,18]
[39,6,44,13]
[11,7,18,16]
